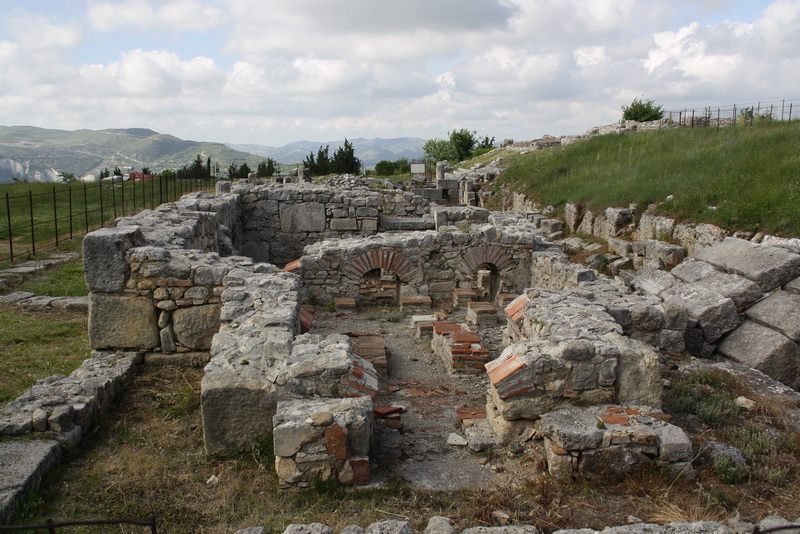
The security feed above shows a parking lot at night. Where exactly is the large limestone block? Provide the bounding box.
[201,369,278,455]
[695,237,800,292]
[0,440,62,523]
[89,294,159,349]
[672,258,763,309]
[717,320,800,390]
[745,290,800,342]
[631,269,679,297]
[536,409,604,450]
[604,332,662,408]
[660,284,739,343]
[83,226,143,292]
[173,304,221,350]
[279,202,325,233]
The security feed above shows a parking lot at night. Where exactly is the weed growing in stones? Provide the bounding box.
[668,370,741,425]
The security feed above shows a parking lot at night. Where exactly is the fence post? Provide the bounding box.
[69,185,73,240]
[84,182,89,234]
[133,176,137,213]
[99,181,104,228]
[733,104,737,127]
[781,99,785,121]
[52,186,59,248]
[790,103,793,122]
[111,182,117,220]
[769,104,774,123]
[29,190,35,256]
[717,108,720,130]
[5,192,12,261]
[121,178,125,217]
[159,174,163,206]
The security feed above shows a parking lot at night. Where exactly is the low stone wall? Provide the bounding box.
[537,405,693,480]
[430,322,491,375]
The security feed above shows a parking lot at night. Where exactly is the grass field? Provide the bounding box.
[495,121,800,236]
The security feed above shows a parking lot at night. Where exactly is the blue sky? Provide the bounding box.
[0,0,797,147]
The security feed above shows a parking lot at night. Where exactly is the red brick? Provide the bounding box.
[350,458,370,485]
[324,423,348,460]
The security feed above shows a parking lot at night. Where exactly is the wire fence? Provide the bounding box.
[0,174,218,263]
[662,99,799,129]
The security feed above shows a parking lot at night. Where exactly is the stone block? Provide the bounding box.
[745,290,800,341]
[644,240,686,268]
[672,258,763,309]
[330,218,359,231]
[0,440,62,524]
[201,369,278,455]
[654,423,693,462]
[661,284,739,342]
[83,226,144,292]
[717,320,800,390]
[631,269,679,297]
[695,237,800,292]
[172,304,221,350]
[536,409,604,450]
[280,202,326,233]
[563,203,584,233]
[604,332,661,408]
[89,294,159,350]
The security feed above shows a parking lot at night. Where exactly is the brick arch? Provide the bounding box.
[343,249,417,282]
[462,245,515,274]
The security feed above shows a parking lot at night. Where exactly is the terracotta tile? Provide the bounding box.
[451,333,481,344]
[606,406,625,415]
[600,414,630,426]
[457,406,487,420]
[283,259,301,272]
[487,353,526,385]
[374,406,404,418]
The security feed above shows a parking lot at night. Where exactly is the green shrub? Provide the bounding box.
[622,97,665,122]
[714,456,749,484]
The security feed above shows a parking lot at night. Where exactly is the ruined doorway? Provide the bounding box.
[359,268,401,307]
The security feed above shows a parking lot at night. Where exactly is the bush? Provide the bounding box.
[622,97,665,122]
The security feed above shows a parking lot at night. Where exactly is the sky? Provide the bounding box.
[0,0,797,147]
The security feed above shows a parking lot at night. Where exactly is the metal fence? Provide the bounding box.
[663,99,799,129]
[0,174,217,263]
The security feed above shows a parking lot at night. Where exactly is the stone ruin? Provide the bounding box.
[3,170,800,516]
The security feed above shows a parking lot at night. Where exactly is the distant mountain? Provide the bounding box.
[226,137,426,166]
[0,126,264,183]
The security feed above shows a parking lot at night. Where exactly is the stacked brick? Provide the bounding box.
[431,322,491,375]
[466,301,498,326]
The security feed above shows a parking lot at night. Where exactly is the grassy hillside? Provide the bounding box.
[495,121,800,237]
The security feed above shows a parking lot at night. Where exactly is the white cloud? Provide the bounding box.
[87,0,225,33]
[0,0,797,147]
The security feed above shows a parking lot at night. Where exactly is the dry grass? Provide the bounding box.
[11,361,800,533]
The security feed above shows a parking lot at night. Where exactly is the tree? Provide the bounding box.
[622,97,664,122]
[449,129,477,161]
[113,166,122,176]
[374,160,395,176]
[238,163,252,177]
[99,168,110,179]
[423,137,457,163]
[141,167,151,175]
[331,138,361,175]
[257,158,277,178]
[60,172,77,183]
[304,145,331,176]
